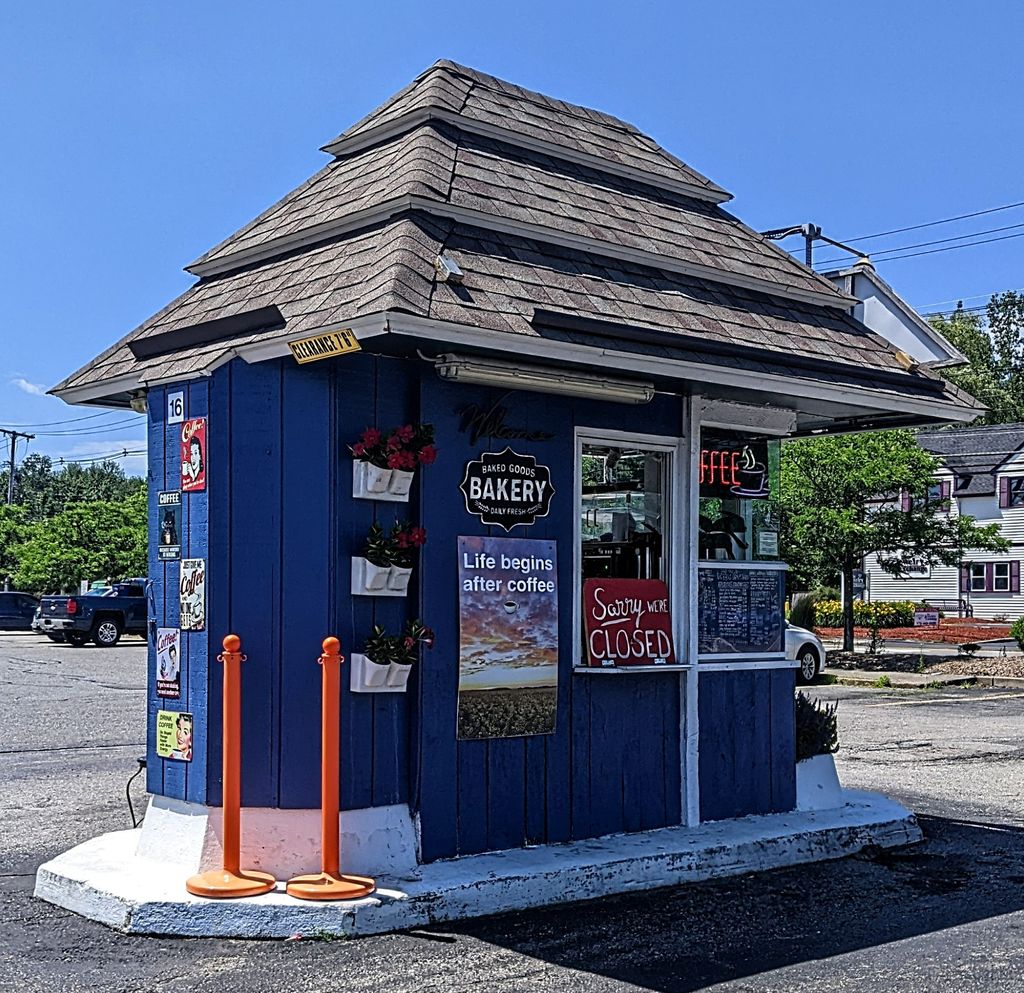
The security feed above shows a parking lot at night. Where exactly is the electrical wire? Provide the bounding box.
[32,417,144,437]
[836,199,1024,245]
[0,409,133,429]
[814,228,1024,269]
[51,449,146,465]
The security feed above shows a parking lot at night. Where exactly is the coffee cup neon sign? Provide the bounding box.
[699,442,770,498]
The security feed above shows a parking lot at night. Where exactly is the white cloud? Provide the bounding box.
[11,377,48,397]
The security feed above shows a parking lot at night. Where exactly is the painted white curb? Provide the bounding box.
[35,789,920,939]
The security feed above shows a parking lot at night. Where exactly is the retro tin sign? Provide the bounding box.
[180,558,206,631]
[459,447,554,531]
[180,418,207,493]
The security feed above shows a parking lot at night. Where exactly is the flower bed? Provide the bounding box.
[816,618,1011,644]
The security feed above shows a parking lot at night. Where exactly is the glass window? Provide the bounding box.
[971,563,987,592]
[699,431,781,561]
[1009,477,1024,507]
[994,562,1011,592]
[580,442,668,581]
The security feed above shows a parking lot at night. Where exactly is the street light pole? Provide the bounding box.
[1,429,34,504]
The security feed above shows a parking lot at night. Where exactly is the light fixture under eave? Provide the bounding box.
[434,354,656,404]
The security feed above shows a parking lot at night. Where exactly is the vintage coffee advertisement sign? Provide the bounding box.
[180,558,206,631]
[180,417,207,493]
[157,490,181,561]
[459,447,554,531]
[156,710,193,761]
[457,535,558,739]
[156,627,181,699]
[582,578,676,667]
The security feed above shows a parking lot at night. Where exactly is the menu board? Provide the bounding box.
[698,567,785,657]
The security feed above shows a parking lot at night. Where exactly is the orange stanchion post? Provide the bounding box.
[186,635,277,898]
[287,637,375,901]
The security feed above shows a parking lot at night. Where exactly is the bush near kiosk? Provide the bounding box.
[814,599,916,629]
[795,693,839,761]
[1011,616,1024,652]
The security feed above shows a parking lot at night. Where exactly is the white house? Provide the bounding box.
[863,424,1024,620]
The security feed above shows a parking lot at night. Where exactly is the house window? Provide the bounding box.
[1001,476,1024,508]
[970,564,987,592]
[994,563,1011,592]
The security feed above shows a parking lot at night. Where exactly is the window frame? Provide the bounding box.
[573,427,685,671]
[993,562,1011,592]
[970,563,987,592]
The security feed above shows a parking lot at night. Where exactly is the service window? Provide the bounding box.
[699,430,781,562]
[580,442,669,581]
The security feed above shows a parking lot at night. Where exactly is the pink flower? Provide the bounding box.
[387,452,404,469]
[418,445,437,465]
[409,527,427,547]
[396,424,415,443]
[386,434,402,452]
[352,442,366,457]
[403,636,415,650]
[362,427,381,446]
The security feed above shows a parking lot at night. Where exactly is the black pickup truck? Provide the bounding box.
[34,579,149,647]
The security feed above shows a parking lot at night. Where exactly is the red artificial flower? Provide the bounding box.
[352,442,366,457]
[362,427,382,446]
[395,531,409,549]
[418,445,437,465]
[396,424,415,443]
[401,450,417,469]
[386,434,402,452]
[403,636,415,650]
[409,527,427,547]
[387,452,404,469]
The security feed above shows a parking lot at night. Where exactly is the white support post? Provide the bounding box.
[681,394,703,826]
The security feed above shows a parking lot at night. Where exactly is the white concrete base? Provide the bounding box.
[135,796,420,880]
[35,789,920,938]
[796,754,844,812]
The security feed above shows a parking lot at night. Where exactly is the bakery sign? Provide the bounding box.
[459,447,554,531]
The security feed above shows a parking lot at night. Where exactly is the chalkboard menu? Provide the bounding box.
[698,566,785,657]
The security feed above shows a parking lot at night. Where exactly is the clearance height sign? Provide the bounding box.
[582,578,677,667]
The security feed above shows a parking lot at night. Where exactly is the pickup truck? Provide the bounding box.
[34,579,149,647]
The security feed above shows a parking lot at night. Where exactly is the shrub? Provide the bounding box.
[1011,616,1024,652]
[789,593,817,629]
[795,692,839,761]
[814,599,916,629]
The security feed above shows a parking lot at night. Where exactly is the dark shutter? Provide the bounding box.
[940,481,951,502]
[985,563,994,592]
[1013,561,1021,594]
[960,566,971,593]
[900,489,911,512]
[1000,477,1010,508]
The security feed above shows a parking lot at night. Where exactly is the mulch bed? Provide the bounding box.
[816,619,1011,645]
[826,650,1024,678]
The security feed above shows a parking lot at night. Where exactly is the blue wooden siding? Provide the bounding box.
[147,351,795,858]
[697,668,796,821]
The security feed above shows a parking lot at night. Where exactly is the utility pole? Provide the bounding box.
[1,428,34,504]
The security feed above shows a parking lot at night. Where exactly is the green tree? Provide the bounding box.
[780,430,1007,651]
[13,489,147,593]
[0,505,29,587]
[0,454,145,522]
[933,291,1024,424]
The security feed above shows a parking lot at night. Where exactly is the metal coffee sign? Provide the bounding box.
[460,447,554,531]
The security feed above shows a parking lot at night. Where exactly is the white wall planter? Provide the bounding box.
[350,653,408,694]
[388,470,416,496]
[386,662,413,688]
[387,566,413,592]
[352,461,410,502]
[351,558,409,597]
[796,753,844,811]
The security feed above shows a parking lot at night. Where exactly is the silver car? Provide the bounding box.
[786,623,825,684]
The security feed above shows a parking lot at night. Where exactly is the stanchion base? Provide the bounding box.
[286,871,376,901]
[185,868,277,899]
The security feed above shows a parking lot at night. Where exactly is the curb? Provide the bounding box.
[821,669,975,689]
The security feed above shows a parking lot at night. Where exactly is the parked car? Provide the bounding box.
[786,623,825,684]
[0,591,40,631]
[34,579,149,647]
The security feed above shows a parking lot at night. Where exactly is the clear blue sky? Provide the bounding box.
[2,1,1022,474]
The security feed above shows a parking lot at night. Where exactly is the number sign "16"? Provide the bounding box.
[167,391,185,425]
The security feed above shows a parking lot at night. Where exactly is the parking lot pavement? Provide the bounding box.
[3,634,1024,993]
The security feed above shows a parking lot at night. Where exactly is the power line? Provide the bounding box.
[0,409,134,429]
[51,449,146,465]
[816,228,1024,269]
[836,199,1024,245]
[33,417,144,437]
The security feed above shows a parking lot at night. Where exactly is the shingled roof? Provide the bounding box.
[918,424,1024,496]
[53,60,982,428]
